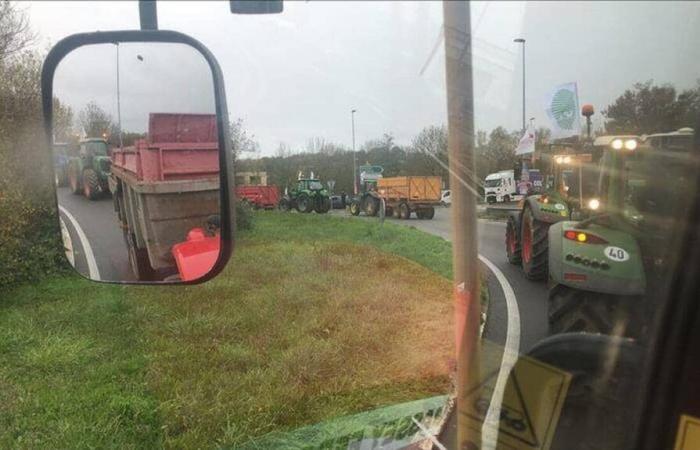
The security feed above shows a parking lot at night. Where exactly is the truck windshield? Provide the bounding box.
[484,179,501,188]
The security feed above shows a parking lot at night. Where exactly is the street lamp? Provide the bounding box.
[113,42,123,148]
[351,108,357,195]
[514,38,526,133]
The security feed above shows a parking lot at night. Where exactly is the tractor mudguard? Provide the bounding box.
[548,221,646,295]
[525,195,570,224]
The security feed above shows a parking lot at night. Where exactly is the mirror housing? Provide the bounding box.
[230,0,283,14]
[42,30,235,285]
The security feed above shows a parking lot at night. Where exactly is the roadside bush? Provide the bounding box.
[235,200,253,231]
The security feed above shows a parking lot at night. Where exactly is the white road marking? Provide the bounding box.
[58,205,101,280]
[59,217,74,266]
[478,254,521,449]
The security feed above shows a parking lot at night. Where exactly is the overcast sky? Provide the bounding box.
[28,1,700,156]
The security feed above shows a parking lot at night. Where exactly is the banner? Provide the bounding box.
[545,82,581,139]
[515,124,536,155]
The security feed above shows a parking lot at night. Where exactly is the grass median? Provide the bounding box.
[0,211,479,448]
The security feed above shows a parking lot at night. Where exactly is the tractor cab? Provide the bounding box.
[66,138,112,200]
[541,141,602,214]
[294,178,325,193]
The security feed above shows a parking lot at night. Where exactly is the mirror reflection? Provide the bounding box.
[52,42,221,283]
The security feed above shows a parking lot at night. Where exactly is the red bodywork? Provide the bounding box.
[235,185,280,209]
[111,113,219,182]
[171,228,220,282]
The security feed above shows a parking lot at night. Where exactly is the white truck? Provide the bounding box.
[484,169,517,203]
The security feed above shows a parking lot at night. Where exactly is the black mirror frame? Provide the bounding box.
[41,29,234,285]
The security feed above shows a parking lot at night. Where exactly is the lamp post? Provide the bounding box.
[114,42,123,148]
[514,38,526,133]
[351,108,357,195]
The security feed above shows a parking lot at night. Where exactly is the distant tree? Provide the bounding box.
[52,98,74,143]
[0,1,35,63]
[408,125,448,181]
[230,118,259,161]
[604,80,700,134]
[78,101,113,138]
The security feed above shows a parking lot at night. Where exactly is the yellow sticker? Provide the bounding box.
[462,339,572,450]
[674,414,700,450]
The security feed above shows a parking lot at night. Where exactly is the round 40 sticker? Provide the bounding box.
[604,246,629,262]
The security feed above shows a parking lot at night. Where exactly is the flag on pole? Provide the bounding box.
[515,123,536,155]
[545,82,581,139]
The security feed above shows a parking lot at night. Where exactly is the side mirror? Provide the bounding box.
[43,30,234,284]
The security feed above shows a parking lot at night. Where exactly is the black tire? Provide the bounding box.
[278,197,291,212]
[125,232,155,281]
[416,209,425,219]
[350,201,361,216]
[314,195,331,213]
[385,206,394,217]
[503,195,511,202]
[398,202,410,220]
[423,207,435,219]
[82,168,101,200]
[548,285,643,338]
[364,196,380,217]
[68,164,82,195]
[296,193,312,213]
[505,216,522,265]
[520,206,549,280]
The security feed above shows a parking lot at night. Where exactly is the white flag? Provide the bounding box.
[545,82,581,139]
[515,124,536,155]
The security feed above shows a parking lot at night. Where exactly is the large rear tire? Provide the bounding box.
[314,195,331,213]
[296,193,312,213]
[548,285,643,337]
[350,200,361,216]
[82,168,101,200]
[520,206,549,280]
[126,232,156,281]
[364,196,379,217]
[505,215,522,265]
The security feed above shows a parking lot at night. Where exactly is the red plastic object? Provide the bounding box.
[111,113,220,182]
[235,185,280,209]
[171,228,220,281]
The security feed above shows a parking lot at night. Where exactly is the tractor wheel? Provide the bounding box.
[125,232,155,281]
[315,196,331,213]
[278,198,291,212]
[398,202,410,220]
[520,206,549,280]
[423,207,435,219]
[505,216,522,265]
[82,168,101,200]
[296,193,312,213]
[350,201,361,216]
[548,285,643,338]
[364,196,380,216]
[68,165,82,195]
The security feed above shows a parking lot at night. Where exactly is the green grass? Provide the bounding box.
[0,211,467,448]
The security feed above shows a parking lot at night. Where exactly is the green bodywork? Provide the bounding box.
[283,178,331,213]
[67,138,111,193]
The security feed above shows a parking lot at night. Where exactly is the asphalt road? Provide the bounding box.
[57,187,135,282]
[331,206,549,353]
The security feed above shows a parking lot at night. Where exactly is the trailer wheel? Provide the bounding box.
[521,206,549,280]
[82,168,101,200]
[68,165,81,195]
[278,198,291,211]
[126,232,155,281]
[416,209,425,219]
[398,202,410,220]
[385,206,394,217]
[505,216,522,264]
[548,285,643,338]
[424,207,435,219]
[296,194,312,213]
[350,200,361,216]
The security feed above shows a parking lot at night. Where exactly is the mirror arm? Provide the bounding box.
[139,1,158,30]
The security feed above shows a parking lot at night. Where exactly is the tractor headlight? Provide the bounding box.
[588,198,600,210]
[624,139,637,150]
[611,139,624,150]
[563,156,572,164]
[555,156,564,164]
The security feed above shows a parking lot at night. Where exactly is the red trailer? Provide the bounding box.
[109,113,221,280]
[235,185,280,209]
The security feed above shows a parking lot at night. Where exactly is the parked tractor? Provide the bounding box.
[505,139,604,280]
[67,138,111,200]
[547,128,697,338]
[349,164,384,216]
[278,177,331,213]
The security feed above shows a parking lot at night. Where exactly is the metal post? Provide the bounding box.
[116,43,123,148]
[444,2,481,448]
[139,0,158,30]
[351,109,357,195]
[513,38,526,133]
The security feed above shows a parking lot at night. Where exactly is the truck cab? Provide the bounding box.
[484,169,516,203]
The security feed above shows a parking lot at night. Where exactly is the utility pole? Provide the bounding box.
[115,43,123,148]
[351,108,357,195]
[514,38,526,133]
[444,2,481,448]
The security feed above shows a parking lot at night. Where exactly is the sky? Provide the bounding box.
[27,1,700,156]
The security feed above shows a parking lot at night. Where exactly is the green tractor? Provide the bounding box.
[547,128,697,337]
[278,177,331,214]
[67,138,111,200]
[505,140,604,280]
[349,165,384,217]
